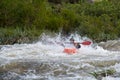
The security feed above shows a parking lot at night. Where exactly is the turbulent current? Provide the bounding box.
[0,34,120,80]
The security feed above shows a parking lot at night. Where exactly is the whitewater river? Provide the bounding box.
[0,34,120,80]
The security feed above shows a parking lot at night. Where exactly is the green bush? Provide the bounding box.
[1,0,120,44]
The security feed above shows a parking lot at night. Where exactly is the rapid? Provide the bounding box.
[0,33,120,80]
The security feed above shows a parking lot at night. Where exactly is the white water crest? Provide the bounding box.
[0,33,120,80]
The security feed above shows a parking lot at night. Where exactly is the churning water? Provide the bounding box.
[0,33,120,80]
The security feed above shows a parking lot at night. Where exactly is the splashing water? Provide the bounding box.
[0,33,120,80]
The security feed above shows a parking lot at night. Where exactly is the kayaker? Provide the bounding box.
[70,37,81,49]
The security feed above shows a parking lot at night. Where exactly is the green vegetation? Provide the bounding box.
[0,27,43,44]
[0,0,120,44]
[90,69,116,79]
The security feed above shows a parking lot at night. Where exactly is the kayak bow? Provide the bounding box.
[63,48,77,54]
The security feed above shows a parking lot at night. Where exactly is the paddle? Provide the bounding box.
[55,40,92,47]
[80,41,92,45]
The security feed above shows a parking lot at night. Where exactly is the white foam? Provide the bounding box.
[0,34,120,62]
[102,76,120,80]
[112,63,120,73]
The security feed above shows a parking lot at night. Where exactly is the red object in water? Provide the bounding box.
[81,41,91,45]
[63,48,77,54]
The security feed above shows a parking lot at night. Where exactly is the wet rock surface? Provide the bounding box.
[98,40,120,51]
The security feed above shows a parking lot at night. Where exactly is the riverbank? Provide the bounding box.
[0,0,120,45]
[0,27,43,45]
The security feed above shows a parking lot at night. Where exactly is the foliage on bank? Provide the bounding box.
[0,0,120,44]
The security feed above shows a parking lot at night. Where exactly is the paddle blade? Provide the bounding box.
[81,41,91,45]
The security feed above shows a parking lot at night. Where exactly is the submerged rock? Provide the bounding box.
[0,45,3,49]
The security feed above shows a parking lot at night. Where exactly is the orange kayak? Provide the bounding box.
[63,48,77,54]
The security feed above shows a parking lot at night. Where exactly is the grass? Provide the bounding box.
[0,26,43,45]
[1,0,120,44]
[90,69,116,79]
